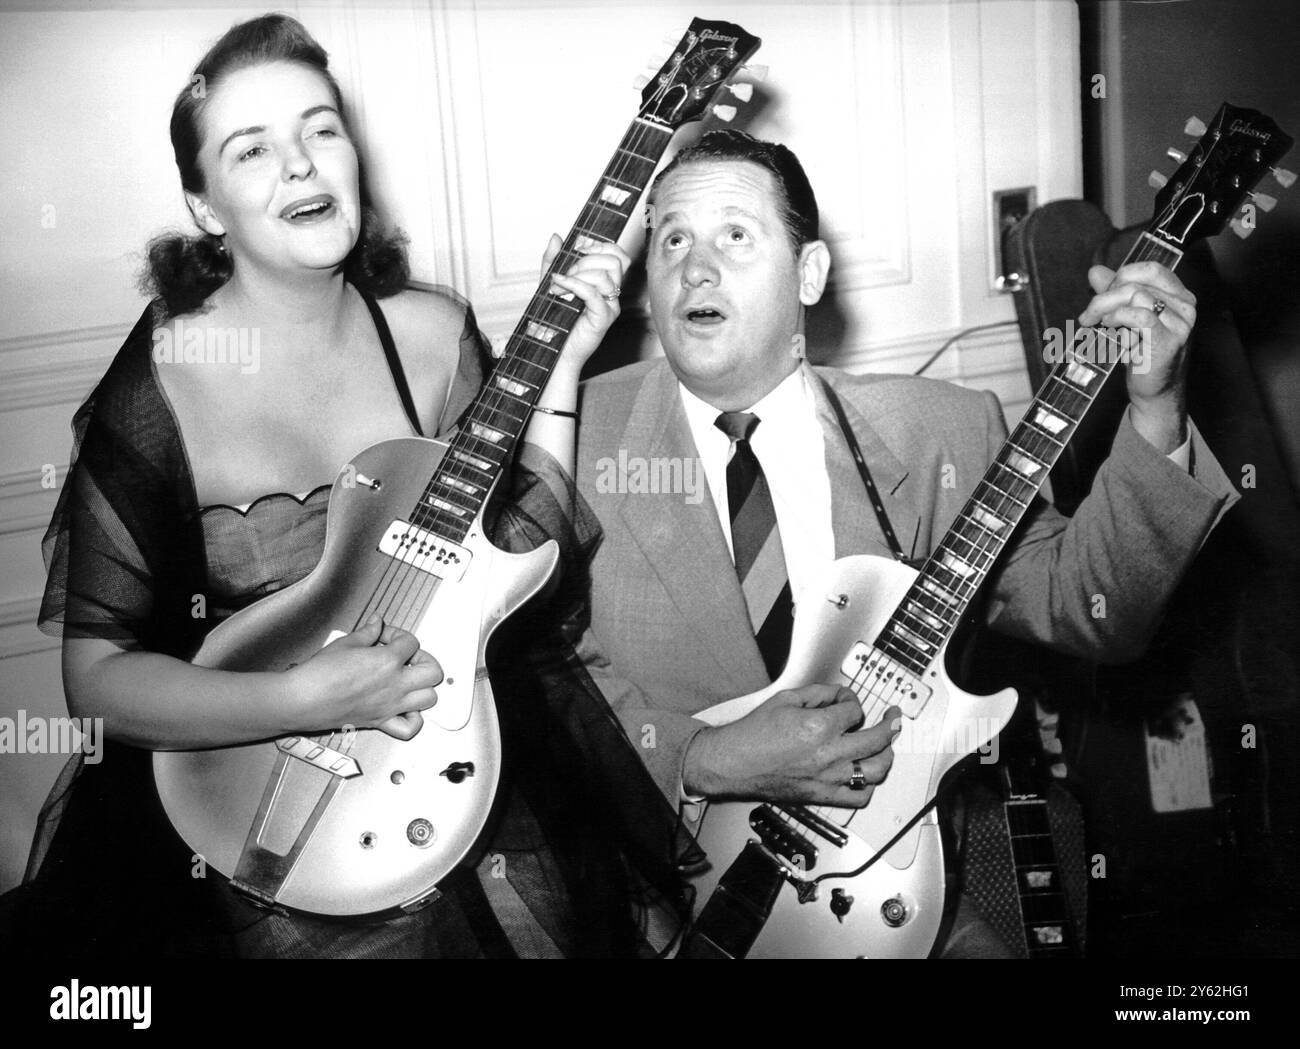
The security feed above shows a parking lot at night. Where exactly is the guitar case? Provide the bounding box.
[961,199,1300,957]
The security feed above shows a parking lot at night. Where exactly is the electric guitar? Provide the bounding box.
[153,19,762,917]
[682,103,1292,958]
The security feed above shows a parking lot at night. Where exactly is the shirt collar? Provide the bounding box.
[677,364,815,442]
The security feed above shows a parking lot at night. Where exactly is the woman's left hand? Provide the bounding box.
[540,233,629,373]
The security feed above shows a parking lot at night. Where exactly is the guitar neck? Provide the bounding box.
[873,231,1184,676]
[1003,790,1079,957]
[406,120,675,545]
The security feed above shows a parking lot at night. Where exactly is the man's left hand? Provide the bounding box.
[1080,261,1196,453]
[539,233,629,375]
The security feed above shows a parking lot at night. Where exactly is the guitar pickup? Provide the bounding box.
[840,642,932,718]
[750,805,817,872]
[377,522,471,582]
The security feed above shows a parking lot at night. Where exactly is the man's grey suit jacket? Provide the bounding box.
[575,358,1237,799]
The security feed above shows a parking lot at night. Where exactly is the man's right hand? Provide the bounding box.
[683,685,901,807]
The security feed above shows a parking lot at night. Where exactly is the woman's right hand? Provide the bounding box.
[286,614,442,740]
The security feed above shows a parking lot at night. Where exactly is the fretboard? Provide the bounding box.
[874,230,1185,675]
[1004,795,1078,957]
[409,119,674,543]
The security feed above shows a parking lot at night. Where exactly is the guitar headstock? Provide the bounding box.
[636,18,762,130]
[1148,102,1293,246]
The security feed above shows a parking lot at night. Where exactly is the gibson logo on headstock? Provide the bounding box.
[698,29,739,46]
[1229,119,1272,143]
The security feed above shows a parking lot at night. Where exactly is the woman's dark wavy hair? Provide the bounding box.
[141,13,408,317]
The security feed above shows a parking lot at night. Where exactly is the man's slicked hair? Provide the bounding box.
[647,129,819,253]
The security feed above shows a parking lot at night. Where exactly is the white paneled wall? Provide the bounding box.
[0,0,1080,889]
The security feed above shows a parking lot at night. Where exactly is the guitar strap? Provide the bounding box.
[679,375,910,959]
[817,375,908,562]
[677,843,787,959]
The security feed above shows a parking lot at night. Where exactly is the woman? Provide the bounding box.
[12,13,696,958]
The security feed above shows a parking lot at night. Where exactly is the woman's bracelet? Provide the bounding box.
[531,405,579,421]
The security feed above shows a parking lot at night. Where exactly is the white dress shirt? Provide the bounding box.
[678,365,836,606]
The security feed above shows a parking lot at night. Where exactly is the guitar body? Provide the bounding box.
[154,436,558,917]
[687,555,1017,958]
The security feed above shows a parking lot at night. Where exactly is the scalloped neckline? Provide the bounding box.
[197,482,332,518]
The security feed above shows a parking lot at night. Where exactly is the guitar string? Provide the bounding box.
[351,137,651,641]
[428,58,734,513]
[429,117,670,508]
[799,234,1177,830]
[344,115,678,666]
[377,119,666,616]
[847,231,1174,698]
[833,235,1176,751]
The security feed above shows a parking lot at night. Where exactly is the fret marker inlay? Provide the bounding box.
[451,450,493,472]
[1005,451,1042,477]
[1033,408,1069,435]
[494,376,532,397]
[599,184,633,207]
[940,551,976,577]
[469,423,506,444]
[525,321,559,344]
[1065,361,1097,387]
[971,506,1008,532]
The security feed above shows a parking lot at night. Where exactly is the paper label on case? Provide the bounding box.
[1145,694,1212,813]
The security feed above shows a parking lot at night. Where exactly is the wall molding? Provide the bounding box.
[0,468,62,538]
[0,324,126,413]
[0,597,56,660]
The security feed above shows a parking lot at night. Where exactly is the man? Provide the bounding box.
[573,130,1237,955]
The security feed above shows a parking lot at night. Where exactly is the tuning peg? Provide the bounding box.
[1230,217,1254,239]
[1166,147,1188,164]
[741,63,769,82]
[727,82,754,103]
[1272,166,1297,189]
[645,53,667,70]
[1250,191,1278,212]
[1148,170,1168,190]
[662,33,682,47]
[712,104,737,123]
[1184,115,1208,137]
[632,74,650,91]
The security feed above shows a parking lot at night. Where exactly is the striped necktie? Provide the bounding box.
[715,412,794,680]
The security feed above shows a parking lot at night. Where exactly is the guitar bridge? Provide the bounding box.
[750,805,817,872]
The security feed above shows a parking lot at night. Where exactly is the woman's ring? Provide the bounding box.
[1152,298,1167,316]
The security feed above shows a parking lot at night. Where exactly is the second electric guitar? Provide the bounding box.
[683,103,1292,958]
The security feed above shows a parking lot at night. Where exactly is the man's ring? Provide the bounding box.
[1152,298,1167,316]
[848,761,868,791]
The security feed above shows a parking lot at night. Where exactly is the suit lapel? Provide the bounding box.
[810,366,920,562]
[617,362,769,690]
